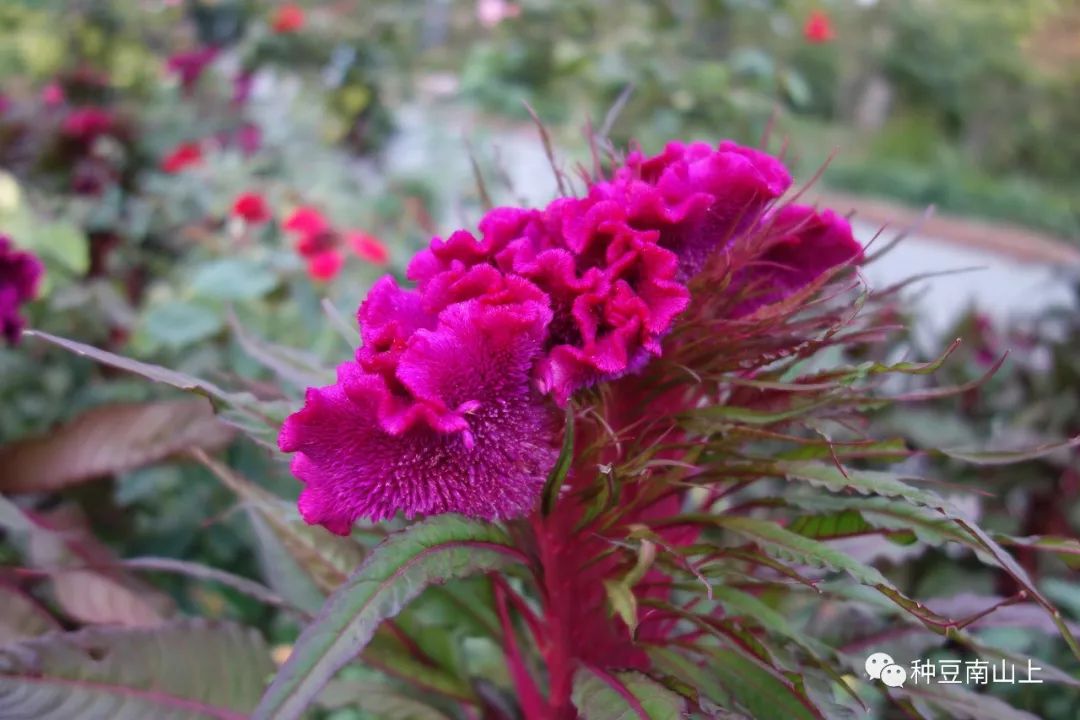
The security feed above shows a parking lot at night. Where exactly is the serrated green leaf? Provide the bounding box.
[704,648,824,720]
[571,667,686,719]
[776,461,945,509]
[0,620,273,719]
[253,516,525,720]
[997,534,1080,570]
[935,435,1080,465]
[714,516,890,587]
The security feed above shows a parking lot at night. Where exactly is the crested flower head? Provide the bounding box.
[279,139,863,534]
[280,274,559,533]
[0,235,44,345]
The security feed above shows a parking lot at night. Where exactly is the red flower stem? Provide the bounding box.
[532,513,575,719]
[494,576,547,720]
[490,574,544,644]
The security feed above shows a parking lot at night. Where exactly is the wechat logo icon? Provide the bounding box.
[866,651,907,688]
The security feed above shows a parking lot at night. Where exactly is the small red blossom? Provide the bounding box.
[803,9,835,43]
[271,4,306,33]
[284,207,340,281]
[346,232,389,265]
[231,192,271,224]
[161,142,204,173]
[283,206,330,237]
[305,250,344,282]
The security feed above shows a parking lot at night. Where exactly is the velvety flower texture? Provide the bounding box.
[593,140,793,279]
[408,200,691,405]
[280,277,560,533]
[0,236,44,345]
[279,139,862,532]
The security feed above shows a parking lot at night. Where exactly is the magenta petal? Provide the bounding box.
[357,276,435,358]
[279,298,559,533]
[730,204,863,317]
[605,140,793,279]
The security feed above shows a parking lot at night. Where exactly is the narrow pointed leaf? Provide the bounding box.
[0,585,60,643]
[253,515,526,720]
[935,435,1080,465]
[0,620,273,719]
[705,648,825,720]
[0,400,233,494]
[25,331,231,402]
[571,667,686,719]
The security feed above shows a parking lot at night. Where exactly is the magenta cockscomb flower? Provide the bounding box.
[409,200,690,404]
[595,140,792,279]
[278,139,865,533]
[0,236,44,345]
[279,275,560,533]
[729,203,863,316]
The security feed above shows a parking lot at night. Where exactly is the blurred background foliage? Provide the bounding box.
[0,1,1078,718]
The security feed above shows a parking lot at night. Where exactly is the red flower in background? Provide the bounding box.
[231,192,271,224]
[283,206,330,238]
[271,4,306,33]
[161,142,203,173]
[305,250,345,281]
[284,207,388,281]
[804,9,835,43]
[346,232,389,265]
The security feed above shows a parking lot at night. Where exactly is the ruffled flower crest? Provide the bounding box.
[279,139,865,533]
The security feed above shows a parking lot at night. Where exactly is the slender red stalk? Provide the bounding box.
[494,577,547,720]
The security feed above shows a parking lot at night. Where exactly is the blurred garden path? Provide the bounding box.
[386,101,1080,339]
